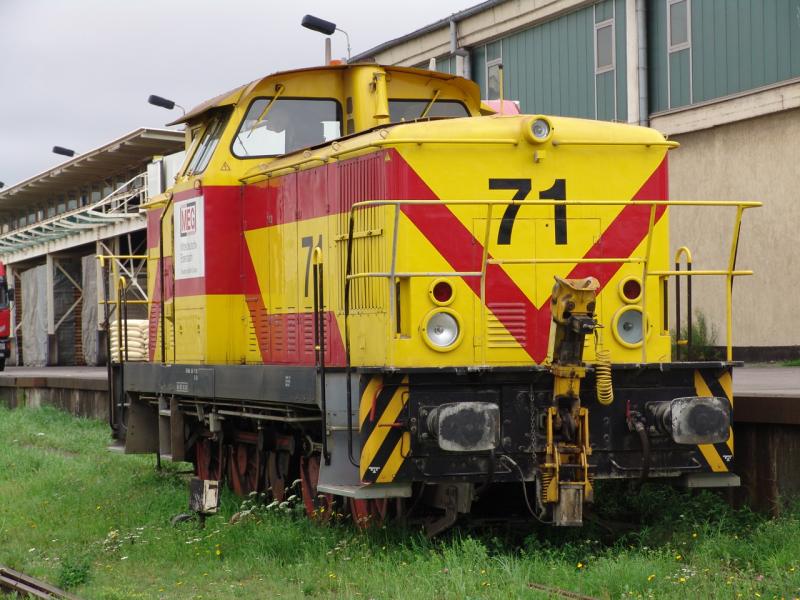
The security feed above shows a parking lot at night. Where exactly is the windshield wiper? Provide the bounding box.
[419,89,441,119]
[246,84,286,138]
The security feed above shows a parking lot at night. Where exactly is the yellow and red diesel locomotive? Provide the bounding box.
[113,63,757,532]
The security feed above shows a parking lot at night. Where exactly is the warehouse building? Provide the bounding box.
[354,0,800,360]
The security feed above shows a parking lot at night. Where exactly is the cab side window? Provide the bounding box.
[184,111,230,175]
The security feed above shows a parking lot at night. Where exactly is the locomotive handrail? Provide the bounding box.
[349,199,762,207]
[551,140,679,147]
[344,198,760,366]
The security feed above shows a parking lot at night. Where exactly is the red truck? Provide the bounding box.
[0,262,10,370]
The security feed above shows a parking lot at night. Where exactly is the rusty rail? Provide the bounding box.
[0,565,80,599]
[526,582,599,600]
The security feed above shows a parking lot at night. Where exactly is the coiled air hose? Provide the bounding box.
[595,346,614,406]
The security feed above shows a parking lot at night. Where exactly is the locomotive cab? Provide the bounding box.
[116,63,758,533]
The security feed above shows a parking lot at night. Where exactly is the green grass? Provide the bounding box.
[783,359,800,367]
[1,405,800,599]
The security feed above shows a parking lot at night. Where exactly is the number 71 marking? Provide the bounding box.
[489,178,567,245]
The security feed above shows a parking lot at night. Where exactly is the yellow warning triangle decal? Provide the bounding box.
[220,161,231,171]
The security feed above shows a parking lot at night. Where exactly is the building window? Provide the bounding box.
[668,0,690,51]
[594,20,614,74]
[485,41,502,100]
[667,0,692,108]
[433,55,454,75]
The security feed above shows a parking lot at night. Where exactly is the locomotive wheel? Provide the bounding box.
[228,441,258,496]
[300,454,334,520]
[267,451,287,501]
[195,437,223,481]
[349,498,389,529]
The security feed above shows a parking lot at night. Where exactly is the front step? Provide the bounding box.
[317,482,412,499]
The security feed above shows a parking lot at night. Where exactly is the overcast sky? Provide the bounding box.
[0,0,473,187]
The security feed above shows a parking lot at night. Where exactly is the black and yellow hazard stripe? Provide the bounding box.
[694,368,734,472]
[359,375,410,483]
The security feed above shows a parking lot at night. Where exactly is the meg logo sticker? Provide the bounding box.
[179,201,197,237]
[174,196,205,280]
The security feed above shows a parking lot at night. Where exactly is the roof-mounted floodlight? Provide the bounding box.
[148,94,186,115]
[301,14,351,61]
[52,146,76,157]
[301,14,336,35]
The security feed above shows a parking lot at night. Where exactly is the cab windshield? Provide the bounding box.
[388,99,469,123]
[232,98,342,157]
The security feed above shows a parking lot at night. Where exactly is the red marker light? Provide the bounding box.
[622,278,642,301]
[432,281,453,304]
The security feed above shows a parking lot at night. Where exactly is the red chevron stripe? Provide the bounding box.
[392,154,668,363]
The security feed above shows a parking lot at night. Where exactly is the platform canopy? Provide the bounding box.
[0,128,184,212]
[0,128,184,262]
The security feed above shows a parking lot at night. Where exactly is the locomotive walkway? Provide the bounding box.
[0,365,796,418]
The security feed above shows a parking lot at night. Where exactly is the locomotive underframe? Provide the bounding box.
[115,361,736,504]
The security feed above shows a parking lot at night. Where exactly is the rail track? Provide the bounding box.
[527,582,599,600]
[0,566,79,599]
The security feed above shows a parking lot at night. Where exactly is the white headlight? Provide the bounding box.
[426,312,459,348]
[531,118,550,140]
[616,308,643,345]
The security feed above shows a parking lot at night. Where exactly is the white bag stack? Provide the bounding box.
[109,319,149,362]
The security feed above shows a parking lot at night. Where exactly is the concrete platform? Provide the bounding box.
[0,366,107,384]
[733,366,800,425]
[0,366,109,420]
[734,366,800,397]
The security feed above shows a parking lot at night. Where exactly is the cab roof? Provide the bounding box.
[167,63,482,126]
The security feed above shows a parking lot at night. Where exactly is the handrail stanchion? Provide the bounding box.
[312,246,330,465]
[116,276,126,364]
[674,247,693,360]
[99,255,116,433]
[343,204,358,467]
[726,206,745,361]
[639,204,657,364]
[480,203,493,322]
[389,204,401,346]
